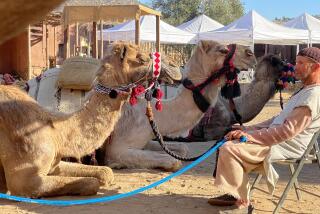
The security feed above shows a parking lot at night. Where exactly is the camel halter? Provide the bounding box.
[94,52,163,109]
[182,44,240,113]
[146,44,246,161]
[275,62,296,109]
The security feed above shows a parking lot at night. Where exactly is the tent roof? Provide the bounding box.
[177,14,224,33]
[102,15,195,44]
[284,13,320,31]
[63,4,161,25]
[284,13,320,43]
[199,10,309,45]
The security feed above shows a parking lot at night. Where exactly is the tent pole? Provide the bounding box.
[296,44,299,55]
[135,16,140,46]
[156,15,160,52]
[100,20,104,59]
[92,21,98,59]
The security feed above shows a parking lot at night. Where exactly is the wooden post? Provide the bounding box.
[156,15,160,52]
[27,25,32,80]
[92,21,98,59]
[135,18,140,46]
[45,23,48,68]
[75,22,79,55]
[53,26,56,57]
[100,20,103,59]
[63,24,70,59]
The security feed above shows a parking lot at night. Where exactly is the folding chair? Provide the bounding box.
[250,130,320,214]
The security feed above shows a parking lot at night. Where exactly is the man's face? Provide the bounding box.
[295,56,316,81]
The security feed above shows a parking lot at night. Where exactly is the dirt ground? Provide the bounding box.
[1,90,319,214]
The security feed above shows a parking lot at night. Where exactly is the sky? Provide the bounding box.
[139,0,320,20]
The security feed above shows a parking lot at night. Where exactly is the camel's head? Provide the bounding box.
[188,40,256,85]
[254,54,286,82]
[97,42,182,88]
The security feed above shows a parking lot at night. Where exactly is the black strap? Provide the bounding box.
[183,79,210,113]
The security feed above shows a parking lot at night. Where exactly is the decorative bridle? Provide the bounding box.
[275,62,296,109]
[94,52,164,111]
[182,44,243,125]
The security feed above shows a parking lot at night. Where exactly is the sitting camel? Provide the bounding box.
[191,55,288,140]
[0,42,180,198]
[102,40,257,171]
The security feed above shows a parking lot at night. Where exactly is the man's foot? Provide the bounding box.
[218,204,254,214]
[208,194,237,206]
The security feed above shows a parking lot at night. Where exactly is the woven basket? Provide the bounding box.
[57,56,101,90]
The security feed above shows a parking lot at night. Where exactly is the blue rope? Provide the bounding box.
[0,137,245,206]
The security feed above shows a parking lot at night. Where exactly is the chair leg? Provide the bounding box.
[313,142,320,168]
[250,174,262,197]
[289,164,302,200]
[273,161,305,214]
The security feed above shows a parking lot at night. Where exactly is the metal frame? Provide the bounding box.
[250,131,320,214]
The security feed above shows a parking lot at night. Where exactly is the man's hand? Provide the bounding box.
[225,130,252,142]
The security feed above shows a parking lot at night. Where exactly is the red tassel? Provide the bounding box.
[156,89,163,99]
[133,85,145,96]
[155,100,162,111]
[129,96,138,106]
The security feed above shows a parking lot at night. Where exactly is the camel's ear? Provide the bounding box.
[217,45,229,54]
[120,45,127,61]
[199,40,212,54]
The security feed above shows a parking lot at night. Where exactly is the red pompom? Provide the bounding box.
[129,96,138,106]
[155,100,162,111]
[155,89,163,99]
[133,85,145,96]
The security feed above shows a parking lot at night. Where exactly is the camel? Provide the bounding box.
[102,40,257,171]
[190,54,287,140]
[0,42,181,198]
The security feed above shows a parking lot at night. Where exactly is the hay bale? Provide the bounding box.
[57,57,101,90]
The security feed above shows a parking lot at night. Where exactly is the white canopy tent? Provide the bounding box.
[177,14,224,33]
[284,13,320,45]
[100,15,195,44]
[198,10,309,46]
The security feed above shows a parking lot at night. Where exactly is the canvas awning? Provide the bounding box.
[284,13,320,45]
[101,15,195,44]
[198,10,309,46]
[63,4,161,25]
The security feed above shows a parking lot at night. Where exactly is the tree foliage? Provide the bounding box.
[151,0,245,26]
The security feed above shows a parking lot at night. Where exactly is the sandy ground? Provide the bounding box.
[1,90,320,214]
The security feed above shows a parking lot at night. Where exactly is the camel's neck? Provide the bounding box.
[55,91,124,158]
[234,79,276,123]
[156,59,223,136]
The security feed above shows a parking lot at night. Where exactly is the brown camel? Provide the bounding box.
[0,42,179,198]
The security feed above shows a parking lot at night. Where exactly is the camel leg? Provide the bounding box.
[107,148,182,171]
[51,161,114,186]
[6,172,100,198]
[144,141,189,157]
[0,162,7,193]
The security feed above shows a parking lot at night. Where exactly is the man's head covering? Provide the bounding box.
[297,47,320,63]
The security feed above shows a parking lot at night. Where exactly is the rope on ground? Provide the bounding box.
[0,139,227,206]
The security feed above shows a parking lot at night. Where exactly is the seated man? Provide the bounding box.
[208,47,320,212]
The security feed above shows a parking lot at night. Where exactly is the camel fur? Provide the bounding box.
[191,55,287,140]
[0,42,179,198]
[103,40,257,171]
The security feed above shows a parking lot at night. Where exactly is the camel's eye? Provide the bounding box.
[245,49,253,56]
[137,53,149,64]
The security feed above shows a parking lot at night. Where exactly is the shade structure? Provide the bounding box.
[101,15,195,44]
[198,10,309,46]
[177,14,224,33]
[284,13,320,44]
